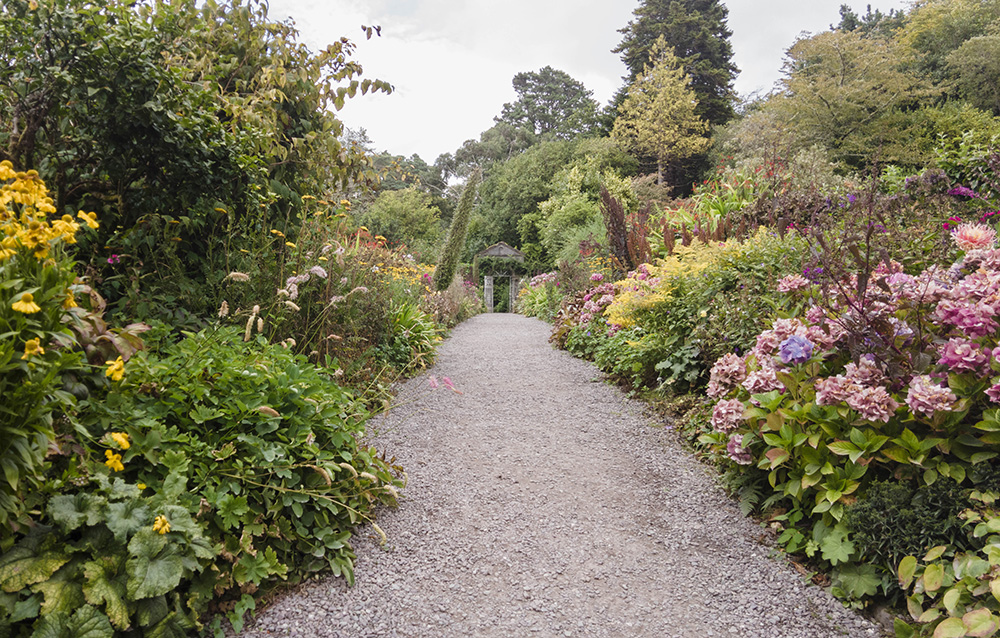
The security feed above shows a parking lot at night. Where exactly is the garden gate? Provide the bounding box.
[475,242,525,313]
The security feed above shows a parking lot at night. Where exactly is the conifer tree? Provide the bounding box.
[614,0,738,127]
[433,171,480,291]
[611,37,710,186]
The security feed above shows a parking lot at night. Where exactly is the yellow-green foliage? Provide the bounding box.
[605,239,726,327]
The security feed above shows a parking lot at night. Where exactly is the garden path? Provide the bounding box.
[239,313,883,638]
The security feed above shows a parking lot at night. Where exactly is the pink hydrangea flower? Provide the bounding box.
[845,385,899,423]
[777,274,812,292]
[742,361,783,395]
[906,375,958,417]
[711,399,746,433]
[953,223,997,251]
[727,434,753,465]
[590,273,604,282]
[707,353,747,398]
[844,356,885,387]
[987,382,1000,404]
[934,299,998,338]
[938,338,990,374]
[815,375,857,406]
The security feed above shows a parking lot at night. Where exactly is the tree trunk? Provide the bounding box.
[657,157,664,185]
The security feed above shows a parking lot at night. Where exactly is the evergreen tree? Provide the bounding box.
[611,37,710,186]
[433,171,480,291]
[496,66,601,141]
[613,0,738,127]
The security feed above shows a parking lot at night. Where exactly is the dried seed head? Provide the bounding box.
[359,472,378,482]
[372,522,387,545]
[257,317,263,333]
[338,462,358,477]
[224,271,251,282]
[284,301,301,312]
[256,406,280,418]
[244,316,254,341]
[218,300,229,319]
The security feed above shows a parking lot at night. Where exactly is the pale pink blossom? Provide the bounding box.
[953,223,997,251]
[711,399,746,433]
[845,385,899,423]
[727,434,753,465]
[777,274,811,292]
[906,375,958,417]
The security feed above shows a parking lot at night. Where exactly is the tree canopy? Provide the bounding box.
[495,66,601,141]
[613,0,738,127]
[612,37,710,185]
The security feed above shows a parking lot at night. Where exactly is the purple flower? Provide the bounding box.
[590,273,604,282]
[948,186,979,199]
[779,335,814,365]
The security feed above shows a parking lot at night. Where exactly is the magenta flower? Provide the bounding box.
[441,377,462,394]
[590,273,604,282]
[428,376,439,389]
[938,338,989,374]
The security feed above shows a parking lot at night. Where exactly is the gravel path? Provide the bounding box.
[240,314,884,638]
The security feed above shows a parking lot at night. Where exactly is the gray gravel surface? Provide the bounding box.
[239,313,885,638]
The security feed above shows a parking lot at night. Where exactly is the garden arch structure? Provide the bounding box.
[474,242,525,313]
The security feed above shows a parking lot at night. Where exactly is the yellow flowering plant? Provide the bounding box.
[0,160,96,533]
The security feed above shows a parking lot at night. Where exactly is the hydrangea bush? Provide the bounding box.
[701,223,1000,627]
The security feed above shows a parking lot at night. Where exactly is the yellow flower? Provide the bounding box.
[105,356,125,382]
[12,292,41,314]
[21,338,44,360]
[104,449,124,472]
[110,432,130,450]
[137,483,147,490]
[76,211,99,230]
[62,292,77,309]
[285,241,296,248]
[153,515,170,534]
[214,207,228,214]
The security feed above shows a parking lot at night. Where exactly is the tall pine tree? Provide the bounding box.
[614,0,738,128]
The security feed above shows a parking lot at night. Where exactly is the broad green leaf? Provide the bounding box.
[30,562,85,615]
[0,547,70,593]
[47,494,106,532]
[944,587,962,614]
[827,441,859,457]
[105,501,151,542]
[991,578,1000,603]
[895,618,917,638]
[10,593,41,623]
[883,446,912,463]
[146,610,196,638]
[926,546,948,562]
[67,605,114,638]
[899,556,918,589]
[835,564,880,598]
[964,608,998,637]
[126,530,185,600]
[216,494,249,530]
[82,558,130,630]
[924,563,945,593]
[135,595,169,627]
[820,528,855,565]
[933,617,965,638]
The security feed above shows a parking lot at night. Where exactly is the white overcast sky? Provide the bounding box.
[267,0,912,162]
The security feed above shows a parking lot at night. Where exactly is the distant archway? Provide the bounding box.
[474,242,525,313]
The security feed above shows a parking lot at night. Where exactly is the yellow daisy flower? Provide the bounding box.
[12,292,41,314]
[153,515,170,534]
[76,211,99,230]
[104,449,124,472]
[137,483,147,490]
[105,356,125,382]
[109,432,130,450]
[21,338,44,360]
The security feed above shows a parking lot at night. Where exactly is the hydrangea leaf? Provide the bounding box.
[126,530,185,600]
[0,546,71,593]
[82,558,130,630]
[47,494,106,532]
[105,501,151,542]
[923,563,944,593]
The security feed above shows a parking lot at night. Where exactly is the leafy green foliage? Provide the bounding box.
[355,188,443,261]
[495,66,601,141]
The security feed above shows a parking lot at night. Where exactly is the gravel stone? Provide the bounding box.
[238,314,886,637]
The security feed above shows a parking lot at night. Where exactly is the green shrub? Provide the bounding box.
[0,327,405,636]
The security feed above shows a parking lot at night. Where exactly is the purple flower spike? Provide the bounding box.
[778,335,814,365]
